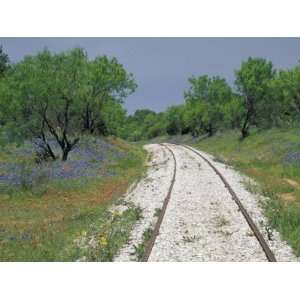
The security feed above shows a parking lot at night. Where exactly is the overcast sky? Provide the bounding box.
[1,38,300,114]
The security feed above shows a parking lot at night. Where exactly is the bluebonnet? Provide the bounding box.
[282,151,300,167]
[0,137,127,187]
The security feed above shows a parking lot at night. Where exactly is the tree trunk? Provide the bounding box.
[207,123,214,137]
[240,96,253,139]
[60,138,79,161]
[82,103,95,133]
[90,118,95,133]
[45,142,56,160]
[83,103,91,130]
[37,126,56,161]
[62,148,70,161]
[241,109,251,139]
[83,107,89,131]
[241,123,249,139]
[42,98,79,162]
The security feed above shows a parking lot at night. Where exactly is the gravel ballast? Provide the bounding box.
[114,144,174,261]
[189,146,297,262]
[115,143,297,262]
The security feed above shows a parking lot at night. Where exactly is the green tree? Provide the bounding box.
[120,109,161,141]
[0,45,10,77]
[184,75,233,136]
[222,94,243,129]
[235,57,275,138]
[0,46,10,131]
[146,112,166,139]
[100,98,127,136]
[1,48,88,160]
[165,105,185,135]
[268,65,300,127]
[82,56,136,134]
[182,100,205,137]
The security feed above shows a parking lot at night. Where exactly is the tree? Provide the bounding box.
[82,56,137,134]
[235,57,275,138]
[222,94,243,129]
[184,75,210,102]
[184,75,233,136]
[0,45,10,77]
[165,105,185,135]
[268,65,300,127]
[146,112,166,139]
[99,98,127,136]
[120,109,162,141]
[182,100,205,137]
[1,48,88,160]
[0,46,10,130]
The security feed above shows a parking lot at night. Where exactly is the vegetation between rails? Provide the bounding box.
[133,227,154,261]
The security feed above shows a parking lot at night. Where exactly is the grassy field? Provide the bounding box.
[191,128,300,256]
[0,137,147,261]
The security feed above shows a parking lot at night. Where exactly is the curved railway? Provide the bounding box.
[141,143,177,261]
[142,143,276,262]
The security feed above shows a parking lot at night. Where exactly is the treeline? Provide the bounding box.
[121,57,300,141]
[1,45,300,158]
[0,47,136,160]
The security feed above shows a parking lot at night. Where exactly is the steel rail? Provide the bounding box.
[141,143,177,262]
[179,144,276,262]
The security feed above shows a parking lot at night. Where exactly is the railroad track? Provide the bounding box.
[180,144,276,262]
[142,143,276,262]
[141,143,177,261]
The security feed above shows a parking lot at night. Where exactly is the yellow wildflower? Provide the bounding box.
[112,210,121,218]
[99,236,108,247]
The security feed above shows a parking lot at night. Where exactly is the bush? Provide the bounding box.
[18,162,50,195]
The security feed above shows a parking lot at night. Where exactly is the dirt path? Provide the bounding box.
[114,144,296,262]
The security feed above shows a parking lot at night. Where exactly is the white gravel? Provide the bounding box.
[114,143,297,262]
[114,144,174,261]
[189,146,297,262]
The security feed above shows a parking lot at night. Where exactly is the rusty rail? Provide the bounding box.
[141,143,177,262]
[180,144,276,262]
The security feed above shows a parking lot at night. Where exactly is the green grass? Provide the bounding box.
[133,227,154,261]
[191,128,300,256]
[69,203,143,262]
[0,138,147,261]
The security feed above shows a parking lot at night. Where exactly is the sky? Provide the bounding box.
[1,37,300,114]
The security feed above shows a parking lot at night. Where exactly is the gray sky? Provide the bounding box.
[1,38,300,114]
